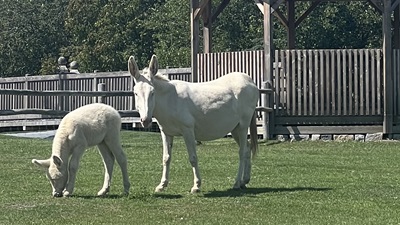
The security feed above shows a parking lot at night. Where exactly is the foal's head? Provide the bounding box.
[128,55,158,128]
[32,155,67,197]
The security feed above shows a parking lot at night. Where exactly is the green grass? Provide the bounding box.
[1,131,400,224]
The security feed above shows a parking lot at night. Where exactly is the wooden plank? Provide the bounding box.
[0,109,140,117]
[290,50,299,115]
[365,49,370,115]
[314,50,319,115]
[0,89,133,97]
[274,115,383,125]
[337,50,342,115]
[320,50,325,116]
[339,50,351,115]
[286,50,292,115]
[330,50,336,115]
[274,125,383,135]
[377,49,382,115]
[273,51,282,115]
[325,51,331,115]
[371,49,376,115]
[296,50,301,115]
[348,50,354,115]
[303,50,307,116]
[308,50,313,115]
[354,50,359,115]
[360,49,365,115]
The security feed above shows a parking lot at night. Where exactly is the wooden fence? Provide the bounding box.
[197,49,398,136]
[2,49,400,137]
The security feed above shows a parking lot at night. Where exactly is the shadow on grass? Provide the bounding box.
[70,193,183,200]
[70,194,125,199]
[258,140,283,146]
[203,186,332,198]
[153,193,183,199]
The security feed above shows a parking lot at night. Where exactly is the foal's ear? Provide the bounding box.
[149,55,158,76]
[52,156,63,168]
[32,158,51,168]
[128,56,140,79]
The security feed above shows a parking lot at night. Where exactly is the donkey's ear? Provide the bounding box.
[149,55,158,76]
[52,156,63,168]
[128,56,140,79]
[32,158,51,168]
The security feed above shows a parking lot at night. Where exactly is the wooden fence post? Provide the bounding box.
[262,81,272,140]
[97,83,106,103]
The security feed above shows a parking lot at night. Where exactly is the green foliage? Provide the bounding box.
[146,0,191,68]
[0,0,386,76]
[0,0,68,76]
[1,131,400,224]
[295,2,382,49]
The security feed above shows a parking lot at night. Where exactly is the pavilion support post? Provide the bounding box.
[263,1,274,140]
[191,0,200,82]
[203,0,212,53]
[394,5,400,49]
[287,0,295,49]
[383,0,393,135]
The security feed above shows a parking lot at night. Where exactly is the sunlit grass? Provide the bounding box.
[1,131,400,224]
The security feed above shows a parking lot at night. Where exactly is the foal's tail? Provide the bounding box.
[249,111,258,159]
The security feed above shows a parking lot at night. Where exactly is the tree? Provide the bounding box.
[62,0,161,72]
[0,0,68,76]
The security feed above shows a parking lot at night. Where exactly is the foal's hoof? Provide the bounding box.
[190,187,201,194]
[53,192,63,198]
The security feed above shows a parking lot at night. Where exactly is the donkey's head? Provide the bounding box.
[32,155,67,197]
[128,55,158,128]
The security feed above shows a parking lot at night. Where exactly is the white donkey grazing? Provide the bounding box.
[32,103,130,197]
[128,55,259,193]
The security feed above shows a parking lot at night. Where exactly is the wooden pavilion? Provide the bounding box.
[190,0,400,138]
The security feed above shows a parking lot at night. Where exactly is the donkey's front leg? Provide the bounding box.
[64,148,85,197]
[155,132,173,192]
[182,130,201,193]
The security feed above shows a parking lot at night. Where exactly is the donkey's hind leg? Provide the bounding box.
[231,126,252,189]
[97,142,115,196]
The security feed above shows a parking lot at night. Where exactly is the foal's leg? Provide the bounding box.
[182,129,201,193]
[105,137,130,196]
[64,146,85,197]
[231,126,251,189]
[97,142,115,196]
[155,131,173,192]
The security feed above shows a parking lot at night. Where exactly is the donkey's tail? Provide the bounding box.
[249,111,258,159]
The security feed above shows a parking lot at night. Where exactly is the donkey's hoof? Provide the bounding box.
[155,186,165,193]
[97,188,110,196]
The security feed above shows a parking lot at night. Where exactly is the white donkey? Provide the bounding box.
[32,103,130,197]
[128,55,259,193]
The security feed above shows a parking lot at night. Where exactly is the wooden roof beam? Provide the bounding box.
[295,1,321,27]
[368,0,383,13]
[193,0,211,20]
[255,0,285,14]
[211,0,230,23]
[392,0,400,11]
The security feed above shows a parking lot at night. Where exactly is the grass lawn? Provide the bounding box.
[0,130,400,224]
